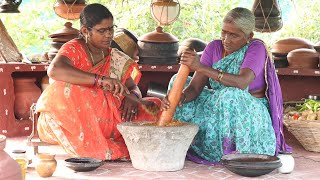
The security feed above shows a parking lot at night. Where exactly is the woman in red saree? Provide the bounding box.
[36,4,160,160]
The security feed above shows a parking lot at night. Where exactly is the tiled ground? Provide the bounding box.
[4,128,320,180]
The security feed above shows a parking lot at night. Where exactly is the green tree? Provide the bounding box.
[1,0,319,55]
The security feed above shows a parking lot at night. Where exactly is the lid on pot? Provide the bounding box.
[49,22,79,38]
[138,26,178,43]
[271,37,314,54]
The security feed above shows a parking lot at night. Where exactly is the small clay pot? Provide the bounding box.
[34,153,57,177]
[287,48,319,69]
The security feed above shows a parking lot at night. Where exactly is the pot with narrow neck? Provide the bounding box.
[14,77,42,120]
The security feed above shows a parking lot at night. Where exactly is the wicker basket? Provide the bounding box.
[284,118,320,152]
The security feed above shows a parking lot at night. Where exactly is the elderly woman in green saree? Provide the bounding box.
[161,7,291,164]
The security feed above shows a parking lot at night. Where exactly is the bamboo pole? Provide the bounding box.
[157,63,190,126]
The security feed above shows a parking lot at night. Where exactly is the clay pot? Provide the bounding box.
[14,77,42,120]
[117,122,199,171]
[287,48,319,69]
[112,28,138,58]
[53,2,86,20]
[272,37,314,54]
[41,75,50,91]
[314,46,320,54]
[138,26,179,65]
[34,153,57,177]
[49,22,79,38]
[0,135,22,180]
[57,0,85,4]
[252,0,281,17]
[178,38,207,57]
[48,52,57,61]
[50,42,65,50]
[254,16,283,33]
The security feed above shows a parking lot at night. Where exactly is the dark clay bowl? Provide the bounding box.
[65,157,103,172]
[221,154,281,177]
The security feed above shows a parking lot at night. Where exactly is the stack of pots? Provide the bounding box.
[138,26,179,65]
[48,22,79,61]
[252,0,283,32]
[53,0,86,20]
[271,37,317,69]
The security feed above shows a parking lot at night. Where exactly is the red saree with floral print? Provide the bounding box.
[36,39,160,160]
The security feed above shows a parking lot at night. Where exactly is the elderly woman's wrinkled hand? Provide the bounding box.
[161,93,185,111]
[179,49,201,71]
[161,95,170,111]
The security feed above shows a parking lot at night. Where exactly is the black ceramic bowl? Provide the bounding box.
[221,154,281,177]
[65,157,103,172]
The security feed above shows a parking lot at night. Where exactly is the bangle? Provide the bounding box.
[130,89,141,99]
[97,75,105,89]
[217,71,224,82]
[93,74,98,87]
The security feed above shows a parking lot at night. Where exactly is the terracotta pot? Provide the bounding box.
[41,75,50,91]
[178,38,207,56]
[112,28,138,58]
[14,77,42,120]
[0,135,22,180]
[34,153,57,177]
[48,52,57,61]
[314,46,320,54]
[53,2,86,20]
[252,0,281,17]
[138,27,179,65]
[50,42,65,50]
[255,16,283,33]
[272,37,314,54]
[287,48,319,69]
[57,0,85,4]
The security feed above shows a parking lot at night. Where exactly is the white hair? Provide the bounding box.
[223,7,255,37]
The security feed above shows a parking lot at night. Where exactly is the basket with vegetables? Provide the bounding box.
[283,99,320,152]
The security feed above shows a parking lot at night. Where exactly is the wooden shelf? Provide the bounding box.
[138,64,180,72]
[275,68,320,102]
[276,68,320,77]
[0,63,49,137]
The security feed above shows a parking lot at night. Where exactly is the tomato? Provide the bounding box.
[292,115,299,120]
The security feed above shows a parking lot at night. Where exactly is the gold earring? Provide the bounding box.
[85,35,88,43]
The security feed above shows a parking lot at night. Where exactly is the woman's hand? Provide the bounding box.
[100,77,130,96]
[179,48,202,71]
[120,93,139,122]
[161,93,186,111]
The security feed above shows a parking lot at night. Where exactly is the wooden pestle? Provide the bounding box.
[157,63,190,126]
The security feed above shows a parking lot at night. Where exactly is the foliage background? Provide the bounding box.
[0,0,319,55]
